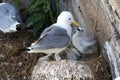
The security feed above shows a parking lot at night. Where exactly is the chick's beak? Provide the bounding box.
[72,21,80,27]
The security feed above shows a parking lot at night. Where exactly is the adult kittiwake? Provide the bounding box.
[26,11,80,61]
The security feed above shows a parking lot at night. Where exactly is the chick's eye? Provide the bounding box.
[69,18,71,20]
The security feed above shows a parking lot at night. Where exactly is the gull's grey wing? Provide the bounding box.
[31,26,70,50]
[0,3,22,32]
[32,25,56,44]
[40,25,55,38]
[0,3,22,22]
[5,3,22,22]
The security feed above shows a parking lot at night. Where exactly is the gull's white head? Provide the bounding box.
[57,11,79,26]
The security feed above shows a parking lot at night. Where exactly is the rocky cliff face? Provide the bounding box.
[31,49,108,80]
[60,0,120,79]
[2,0,120,80]
[32,60,95,80]
[32,0,120,79]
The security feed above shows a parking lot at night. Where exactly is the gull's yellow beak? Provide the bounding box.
[72,21,80,27]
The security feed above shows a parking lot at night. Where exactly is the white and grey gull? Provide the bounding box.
[26,11,80,61]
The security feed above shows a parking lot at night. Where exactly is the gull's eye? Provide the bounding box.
[69,18,71,20]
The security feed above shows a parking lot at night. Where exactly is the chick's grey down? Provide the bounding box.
[72,27,97,55]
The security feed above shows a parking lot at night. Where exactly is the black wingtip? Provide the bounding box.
[19,48,30,51]
[16,47,30,56]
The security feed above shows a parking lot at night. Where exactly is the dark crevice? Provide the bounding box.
[111,22,120,40]
[105,0,120,40]
[115,10,120,19]
[95,0,100,32]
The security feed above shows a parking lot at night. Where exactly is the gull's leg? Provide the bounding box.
[39,53,53,61]
[54,53,61,61]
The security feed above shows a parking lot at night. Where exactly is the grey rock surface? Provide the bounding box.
[31,59,94,80]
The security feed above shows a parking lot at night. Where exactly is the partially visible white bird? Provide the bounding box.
[114,76,120,80]
[0,2,23,33]
[26,11,80,61]
[72,27,98,58]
